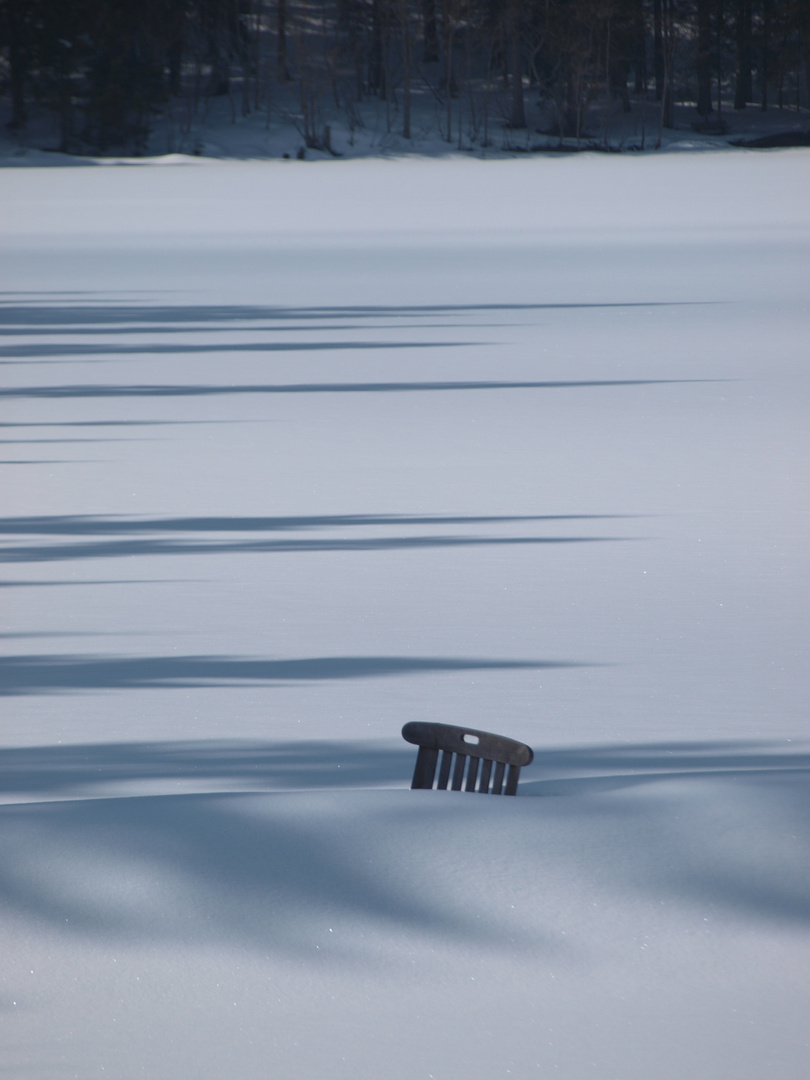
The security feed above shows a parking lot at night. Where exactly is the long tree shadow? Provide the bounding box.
[0,299,712,331]
[0,578,204,589]
[0,340,472,361]
[0,512,634,535]
[0,378,716,401]
[0,512,638,563]
[0,653,583,696]
[0,738,415,799]
[0,420,273,427]
[0,437,148,443]
[0,322,504,337]
[1,535,627,563]
[518,739,810,788]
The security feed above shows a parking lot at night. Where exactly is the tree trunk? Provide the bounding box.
[657,0,674,135]
[57,46,73,153]
[445,19,453,140]
[697,0,713,114]
[653,0,664,101]
[761,0,770,109]
[402,0,411,137]
[508,7,526,128]
[666,0,675,126]
[634,0,647,95]
[733,0,752,107]
[716,0,723,114]
[6,3,28,129]
[277,0,288,81]
[255,0,263,109]
[440,0,457,95]
[371,0,384,94]
[422,0,439,62]
[207,1,231,97]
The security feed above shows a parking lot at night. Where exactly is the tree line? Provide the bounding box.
[1,0,808,154]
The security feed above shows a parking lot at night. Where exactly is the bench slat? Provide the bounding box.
[437,749,453,790]
[465,756,480,792]
[451,753,467,791]
[491,761,506,795]
[412,746,438,789]
[479,758,493,794]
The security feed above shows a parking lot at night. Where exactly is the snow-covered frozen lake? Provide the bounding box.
[1,151,809,1078]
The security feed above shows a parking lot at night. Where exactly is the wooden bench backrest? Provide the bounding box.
[401,721,533,796]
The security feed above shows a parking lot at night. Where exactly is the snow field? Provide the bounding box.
[1,149,809,1078]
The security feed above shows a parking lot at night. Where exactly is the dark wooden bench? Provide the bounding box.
[402,721,533,795]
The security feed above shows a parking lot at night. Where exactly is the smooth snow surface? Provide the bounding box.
[1,151,809,1079]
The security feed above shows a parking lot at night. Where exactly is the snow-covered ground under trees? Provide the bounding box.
[1,150,809,1079]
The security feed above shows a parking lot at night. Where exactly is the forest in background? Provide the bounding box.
[1,0,809,155]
